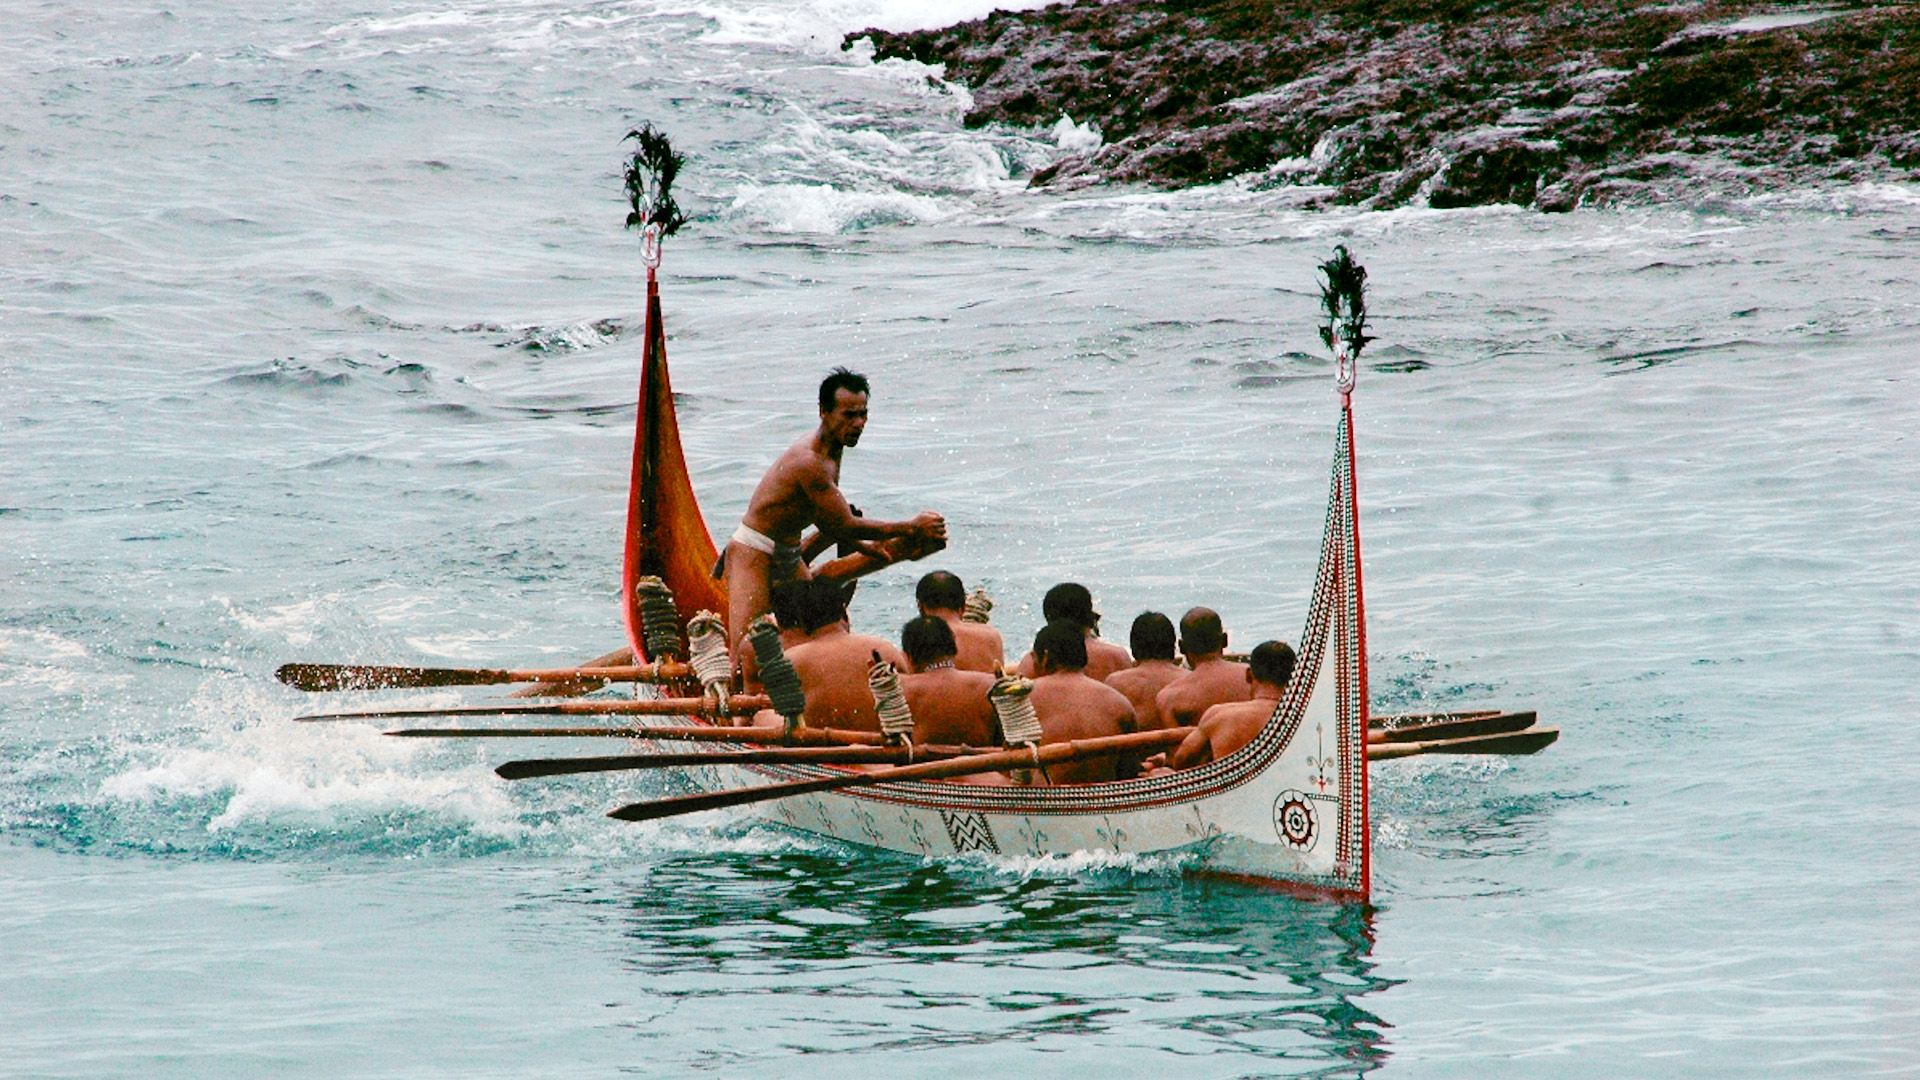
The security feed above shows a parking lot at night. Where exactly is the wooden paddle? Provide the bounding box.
[276,661,692,692]
[606,727,1194,823]
[383,724,885,745]
[294,696,769,723]
[1366,727,1559,761]
[1367,710,1536,745]
[496,743,990,780]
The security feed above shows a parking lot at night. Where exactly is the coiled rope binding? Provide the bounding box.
[988,672,1041,747]
[634,576,683,662]
[745,614,806,731]
[867,652,915,747]
[684,610,732,716]
[962,587,994,624]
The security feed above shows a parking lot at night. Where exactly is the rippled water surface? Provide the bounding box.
[5,2,1920,1076]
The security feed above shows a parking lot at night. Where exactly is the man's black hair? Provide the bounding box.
[1178,607,1227,656]
[916,570,966,612]
[1249,640,1297,688]
[1033,619,1089,671]
[819,367,870,413]
[802,576,849,634]
[1042,582,1097,629]
[1129,611,1177,662]
[770,579,809,631]
[901,615,958,666]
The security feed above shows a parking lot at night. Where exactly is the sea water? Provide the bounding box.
[3,1,1918,1076]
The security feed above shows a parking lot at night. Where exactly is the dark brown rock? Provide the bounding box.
[845,0,1920,209]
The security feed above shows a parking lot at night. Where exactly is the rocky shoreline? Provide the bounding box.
[846,0,1920,210]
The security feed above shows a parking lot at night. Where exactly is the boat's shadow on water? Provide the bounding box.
[572,842,1396,1076]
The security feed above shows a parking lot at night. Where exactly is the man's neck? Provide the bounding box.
[1186,651,1227,666]
[913,659,957,674]
[1251,684,1284,701]
[813,622,849,640]
[926,607,963,624]
[1138,658,1181,668]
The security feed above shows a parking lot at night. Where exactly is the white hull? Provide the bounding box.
[652,409,1373,899]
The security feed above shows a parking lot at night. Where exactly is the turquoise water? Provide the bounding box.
[4,2,1919,1075]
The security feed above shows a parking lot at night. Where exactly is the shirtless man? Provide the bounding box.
[775,578,909,732]
[898,615,997,747]
[1014,583,1132,682]
[1104,611,1185,731]
[1154,607,1251,729]
[723,368,946,676]
[915,570,1004,673]
[1151,640,1296,771]
[1026,620,1137,784]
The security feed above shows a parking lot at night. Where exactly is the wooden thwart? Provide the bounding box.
[276,661,691,692]
[606,727,1196,823]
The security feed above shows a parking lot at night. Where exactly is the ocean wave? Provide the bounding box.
[725,181,955,233]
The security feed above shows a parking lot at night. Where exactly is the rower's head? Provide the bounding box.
[1032,619,1088,675]
[901,615,958,672]
[915,570,966,615]
[1247,640,1297,693]
[801,577,850,634]
[1178,607,1227,659]
[818,367,870,448]
[1129,611,1177,662]
[1042,582,1099,633]
[770,580,810,633]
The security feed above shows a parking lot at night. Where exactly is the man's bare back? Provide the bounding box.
[1106,659,1186,731]
[1148,640,1296,774]
[1022,620,1135,785]
[784,627,908,732]
[914,571,1003,674]
[902,667,997,747]
[1154,607,1250,728]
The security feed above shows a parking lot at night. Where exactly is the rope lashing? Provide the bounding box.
[988,672,1041,747]
[745,614,806,729]
[867,652,916,745]
[685,610,732,716]
[634,576,683,661]
[962,587,994,624]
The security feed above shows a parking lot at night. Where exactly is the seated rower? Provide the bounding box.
[1027,619,1137,785]
[764,577,908,732]
[1014,582,1132,682]
[898,616,997,748]
[1154,607,1251,729]
[770,579,817,652]
[915,570,1005,673]
[1104,611,1185,731]
[1149,640,1296,771]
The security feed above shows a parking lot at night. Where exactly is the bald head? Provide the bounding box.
[1179,607,1227,658]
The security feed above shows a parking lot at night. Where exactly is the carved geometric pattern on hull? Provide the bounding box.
[940,810,1001,854]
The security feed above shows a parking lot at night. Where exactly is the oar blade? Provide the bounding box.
[276,663,509,692]
[1370,710,1536,744]
[607,774,854,822]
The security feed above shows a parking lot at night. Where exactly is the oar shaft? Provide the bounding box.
[276,662,692,692]
[497,743,990,779]
[1367,711,1535,745]
[607,727,1193,822]
[383,724,885,746]
[296,696,771,723]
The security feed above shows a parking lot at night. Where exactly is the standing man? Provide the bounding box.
[723,368,946,675]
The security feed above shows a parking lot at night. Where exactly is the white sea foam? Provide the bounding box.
[726,181,956,232]
[1051,115,1102,154]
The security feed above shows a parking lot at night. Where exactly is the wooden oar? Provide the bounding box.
[1367,711,1536,745]
[1369,708,1500,728]
[293,696,769,723]
[607,727,1194,823]
[383,724,886,746]
[276,661,692,692]
[1366,727,1559,761]
[496,743,990,780]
